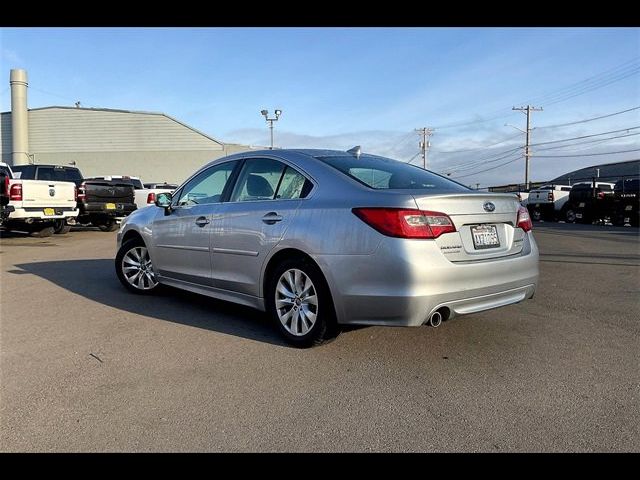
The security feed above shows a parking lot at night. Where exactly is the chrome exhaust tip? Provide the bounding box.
[427,310,443,328]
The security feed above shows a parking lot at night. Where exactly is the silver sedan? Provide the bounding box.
[115,149,539,347]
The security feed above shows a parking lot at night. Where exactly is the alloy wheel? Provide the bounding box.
[121,246,157,290]
[275,268,318,336]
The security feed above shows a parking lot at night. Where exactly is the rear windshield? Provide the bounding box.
[319,155,469,192]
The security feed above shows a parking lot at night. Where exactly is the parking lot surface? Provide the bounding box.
[1,223,638,452]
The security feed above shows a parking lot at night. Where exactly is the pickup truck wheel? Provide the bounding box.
[30,226,55,238]
[98,220,119,232]
[531,208,542,222]
[564,208,576,223]
[115,239,159,294]
[53,219,72,234]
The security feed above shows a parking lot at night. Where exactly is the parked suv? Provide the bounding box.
[611,178,639,227]
[561,182,615,224]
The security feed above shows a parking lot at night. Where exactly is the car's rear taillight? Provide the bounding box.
[352,208,456,239]
[9,183,22,201]
[147,192,156,204]
[77,182,86,201]
[3,174,9,195]
[597,191,605,200]
[547,191,554,202]
[517,206,532,232]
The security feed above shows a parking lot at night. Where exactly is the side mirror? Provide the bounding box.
[155,192,173,214]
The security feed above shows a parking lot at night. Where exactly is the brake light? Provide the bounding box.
[77,182,86,201]
[517,206,532,232]
[547,191,554,202]
[352,208,456,239]
[147,192,156,203]
[597,191,605,200]
[9,183,22,201]
[3,174,9,195]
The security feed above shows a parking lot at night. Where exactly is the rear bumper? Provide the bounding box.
[8,207,79,221]
[313,232,539,327]
[79,202,137,218]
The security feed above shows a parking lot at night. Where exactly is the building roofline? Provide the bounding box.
[1,105,224,147]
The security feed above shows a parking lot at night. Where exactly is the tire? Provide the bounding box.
[53,219,72,234]
[98,220,119,232]
[564,208,576,223]
[531,208,542,222]
[266,258,337,348]
[115,238,160,294]
[30,226,55,238]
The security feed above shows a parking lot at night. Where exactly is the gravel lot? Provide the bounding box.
[1,223,638,452]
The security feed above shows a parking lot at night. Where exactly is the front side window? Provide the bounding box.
[176,161,238,206]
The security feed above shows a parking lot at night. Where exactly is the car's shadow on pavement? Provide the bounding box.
[13,259,291,347]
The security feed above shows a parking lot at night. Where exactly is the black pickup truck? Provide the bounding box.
[561,182,615,224]
[11,164,137,232]
[611,178,639,227]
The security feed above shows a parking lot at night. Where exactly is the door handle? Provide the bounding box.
[195,216,210,227]
[262,212,283,224]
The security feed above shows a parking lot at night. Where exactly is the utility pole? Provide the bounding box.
[415,127,434,169]
[512,106,542,190]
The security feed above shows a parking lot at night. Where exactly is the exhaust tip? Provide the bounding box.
[428,311,443,328]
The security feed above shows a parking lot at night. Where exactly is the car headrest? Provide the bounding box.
[247,174,274,198]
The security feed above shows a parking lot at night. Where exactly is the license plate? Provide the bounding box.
[576,213,582,218]
[43,208,55,216]
[625,205,633,211]
[471,224,500,250]
[105,203,116,210]
[579,202,585,207]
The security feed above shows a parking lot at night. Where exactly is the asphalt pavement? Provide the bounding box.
[1,223,638,452]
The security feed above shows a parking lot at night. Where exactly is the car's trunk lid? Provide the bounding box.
[412,192,526,262]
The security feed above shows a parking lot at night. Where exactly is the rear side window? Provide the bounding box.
[276,167,313,199]
[319,154,468,192]
[231,158,285,202]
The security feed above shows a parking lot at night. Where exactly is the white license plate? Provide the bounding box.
[625,205,633,211]
[579,202,585,207]
[576,213,583,218]
[471,224,500,250]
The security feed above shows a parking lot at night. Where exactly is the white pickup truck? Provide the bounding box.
[0,162,79,236]
[526,184,573,221]
[88,175,177,209]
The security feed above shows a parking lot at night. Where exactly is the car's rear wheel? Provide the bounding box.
[115,238,159,294]
[98,219,119,232]
[267,259,337,348]
[53,219,72,234]
[530,207,542,222]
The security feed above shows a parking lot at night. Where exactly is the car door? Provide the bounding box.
[151,160,239,286]
[210,157,313,296]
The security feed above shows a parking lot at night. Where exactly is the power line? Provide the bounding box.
[536,106,640,129]
[431,57,640,131]
[530,126,640,146]
[451,155,523,179]
[533,148,640,158]
[389,131,415,151]
[444,146,523,173]
[534,132,640,151]
[431,132,522,154]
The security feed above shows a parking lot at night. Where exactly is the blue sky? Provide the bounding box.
[1,27,639,186]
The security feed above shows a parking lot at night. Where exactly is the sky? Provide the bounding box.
[1,27,639,187]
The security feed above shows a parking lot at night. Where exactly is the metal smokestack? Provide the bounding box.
[10,69,29,166]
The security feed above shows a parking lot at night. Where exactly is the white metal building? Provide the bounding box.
[0,69,253,183]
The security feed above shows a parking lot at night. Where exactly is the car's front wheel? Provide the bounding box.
[115,238,159,294]
[266,259,337,348]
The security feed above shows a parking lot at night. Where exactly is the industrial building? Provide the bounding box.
[0,69,254,183]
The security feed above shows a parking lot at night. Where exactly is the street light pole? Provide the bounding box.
[261,109,282,149]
